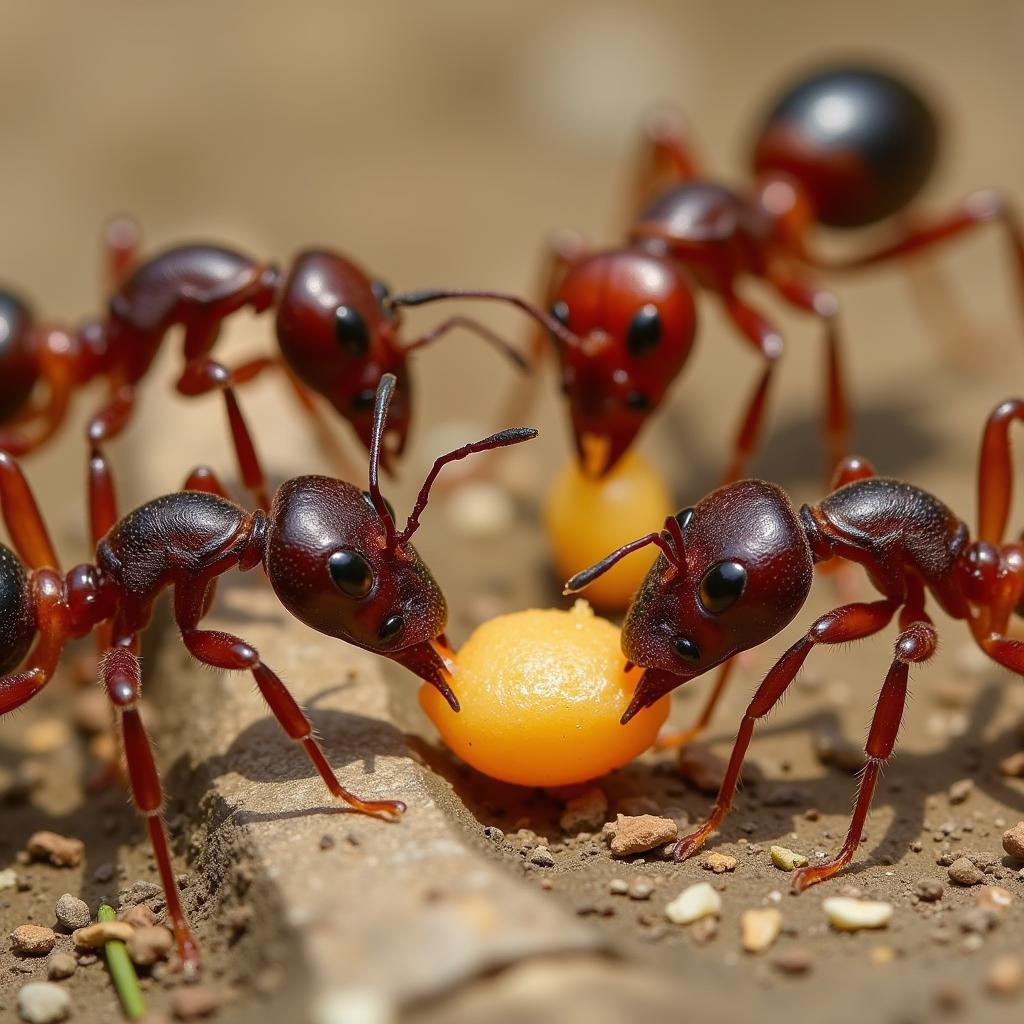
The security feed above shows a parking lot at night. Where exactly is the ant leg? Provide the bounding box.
[976,398,1024,545]
[0,452,59,569]
[766,271,849,479]
[718,293,784,484]
[181,465,233,499]
[672,597,899,861]
[86,385,136,544]
[793,610,936,891]
[830,455,876,490]
[655,658,736,750]
[174,579,404,819]
[631,108,702,215]
[176,358,271,512]
[101,644,200,974]
[103,216,141,295]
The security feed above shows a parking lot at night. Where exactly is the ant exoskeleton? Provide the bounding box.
[0,372,537,973]
[0,219,570,545]
[564,396,1024,891]
[533,64,1024,480]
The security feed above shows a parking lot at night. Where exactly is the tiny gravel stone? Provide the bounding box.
[665,882,721,925]
[528,846,555,868]
[690,916,718,943]
[559,788,608,833]
[119,904,158,928]
[771,947,813,976]
[0,867,18,890]
[975,886,1014,913]
[17,981,71,1023]
[482,826,504,843]
[92,862,115,883]
[948,778,974,804]
[628,875,655,900]
[959,907,999,934]
[998,751,1024,778]
[741,908,782,953]
[73,921,134,948]
[54,893,91,931]
[318,834,335,851]
[948,856,984,886]
[987,955,1024,997]
[46,952,77,980]
[703,852,737,874]
[770,845,809,871]
[1001,821,1024,860]
[915,878,945,902]
[26,832,84,868]
[823,897,893,931]
[127,926,174,967]
[172,986,223,1019]
[609,878,629,896]
[677,743,728,793]
[11,925,56,955]
[609,814,678,857]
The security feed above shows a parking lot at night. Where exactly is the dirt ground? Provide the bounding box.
[2,2,1024,1023]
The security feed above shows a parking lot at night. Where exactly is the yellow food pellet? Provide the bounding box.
[543,452,673,612]
[419,601,669,787]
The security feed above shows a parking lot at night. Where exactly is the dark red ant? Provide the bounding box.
[564,397,1024,890]
[535,63,1024,480]
[0,220,569,547]
[0,372,537,973]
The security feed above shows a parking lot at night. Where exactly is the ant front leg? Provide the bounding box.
[101,643,201,974]
[793,603,937,891]
[86,385,136,545]
[173,580,405,820]
[718,291,784,484]
[672,597,899,862]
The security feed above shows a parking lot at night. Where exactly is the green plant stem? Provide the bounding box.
[99,903,147,1020]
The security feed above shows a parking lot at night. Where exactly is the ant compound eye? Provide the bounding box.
[625,390,651,411]
[673,636,701,664]
[335,304,371,356]
[371,280,391,306]
[698,560,747,615]
[361,489,396,522]
[351,388,377,412]
[626,304,661,356]
[377,613,404,642]
[327,549,373,598]
[675,507,695,531]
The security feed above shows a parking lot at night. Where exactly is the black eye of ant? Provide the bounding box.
[328,550,373,598]
[361,489,396,522]
[351,388,377,412]
[698,560,747,615]
[378,614,404,641]
[626,304,661,356]
[335,305,370,356]
[673,636,701,664]
[625,390,651,411]
[370,280,391,306]
[676,507,695,531]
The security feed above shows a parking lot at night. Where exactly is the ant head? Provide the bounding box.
[548,249,697,477]
[275,250,410,467]
[263,374,538,710]
[0,291,40,422]
[565,481,812,722]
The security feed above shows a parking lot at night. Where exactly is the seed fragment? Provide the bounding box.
[822,896,893,931]
[770,845,809,871]
[665,882,721,925]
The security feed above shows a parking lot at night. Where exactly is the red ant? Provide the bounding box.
[533,64,1024,480]
[0,220,570,548]
[565,396,1024,890]
[0,373,536,973]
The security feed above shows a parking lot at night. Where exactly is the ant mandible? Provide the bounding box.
[533,64,1024,480]
[565,396,1024,890]
[0,219,570,547]
[0,372,537,973]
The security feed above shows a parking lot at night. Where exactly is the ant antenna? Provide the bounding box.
[368,374,399,544]
[563,515,685,595]
[399,426,539,544]
[389,288,581,349]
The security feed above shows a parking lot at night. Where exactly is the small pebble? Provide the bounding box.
[73,921,134,948]
[870,945,897,965]
[92,862,115,883]
[0,867,19,891]
[559,788,608,833]
[172,986,223,1019]
[54,893,91,931]
[11,925,56,956]
[17,981,71,1023]
[915,878,945,902]
[975,886,1014,913]
[703,852,737,874]
[822,897,893,931]
[26,832,84,869]
[608,878,629,896]
[23,719,73,755]
[127,926,174,967]
[771,947,813,976]
[119,904,158,928]
[628,875,655,901]
[665,882,721,925]
[677,743,728,793]
[948,778,974,804]
[770,845,809,871]
[1001,821,1024,860]
[609,814,678,857]
[46,952,77,981]
[998,751,1024,778]
[741,908,782,953]
[948,856,984,886]
[987,955,1023,997]
[529,846,555,868]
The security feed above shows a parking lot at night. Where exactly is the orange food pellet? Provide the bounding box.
[543,452,673,612]
[419,601,669,787]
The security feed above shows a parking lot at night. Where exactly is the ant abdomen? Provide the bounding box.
[0,290,39,422]
[751,65,939,228]
[0,544,34,674]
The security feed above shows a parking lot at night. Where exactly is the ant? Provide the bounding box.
[565,396,1024,890]
[0,219,571,548]
[532,63,1024,480]
[0,372,537,973]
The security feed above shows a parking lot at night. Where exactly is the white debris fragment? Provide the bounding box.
[665,882,721,925]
